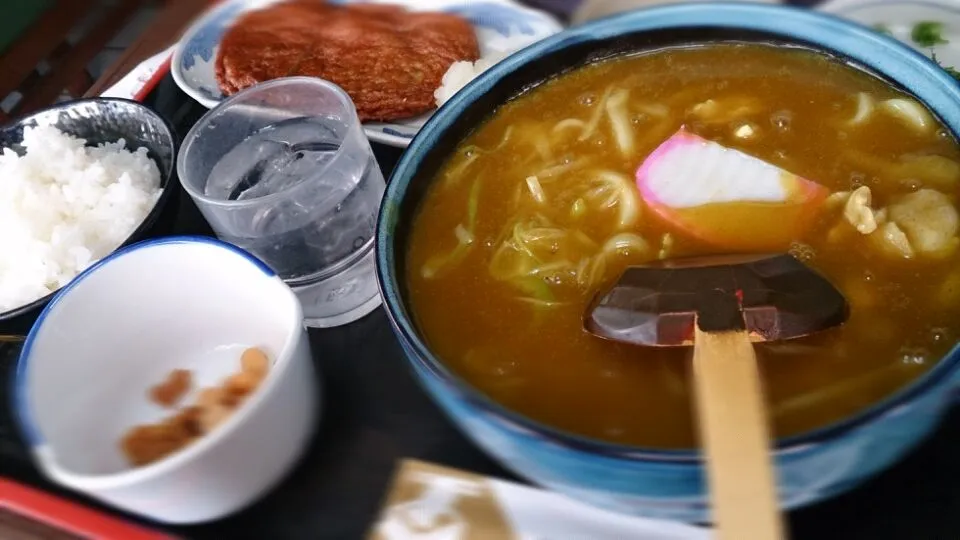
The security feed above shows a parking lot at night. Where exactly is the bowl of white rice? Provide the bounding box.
[0,98,178,337]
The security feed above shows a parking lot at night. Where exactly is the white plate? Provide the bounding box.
[820,0,960,71]
[171,0,563,148]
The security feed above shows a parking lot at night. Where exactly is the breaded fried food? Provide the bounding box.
[215,0,480,122]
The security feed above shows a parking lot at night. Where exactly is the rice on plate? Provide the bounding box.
[0,125,162,312]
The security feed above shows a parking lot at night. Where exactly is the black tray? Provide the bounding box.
[3,71,960,540]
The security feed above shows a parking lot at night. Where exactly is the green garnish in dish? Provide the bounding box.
[873,23,893,36]
[912,21,949,47]
[932,52,960,82]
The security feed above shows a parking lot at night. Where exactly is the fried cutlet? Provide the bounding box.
[215,0,480,122]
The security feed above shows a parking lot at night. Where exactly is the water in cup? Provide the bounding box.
[204,117,381,283]
[177,77,386,328]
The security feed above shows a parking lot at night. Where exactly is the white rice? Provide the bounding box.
[435,51,511,108]
[0,125,162,312]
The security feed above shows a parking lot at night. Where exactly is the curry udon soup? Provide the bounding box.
[406,43,960,448]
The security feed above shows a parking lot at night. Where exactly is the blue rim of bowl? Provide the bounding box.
[0,98,179,325]
[377,2,960,462]
[12,235,275,447]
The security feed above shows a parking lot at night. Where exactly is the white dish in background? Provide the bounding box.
[821,0,960,70]
[572,0,783,25]
[14,237,319,524]
[171,0,563,148]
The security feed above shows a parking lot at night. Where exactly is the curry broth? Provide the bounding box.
[406,44,960,448]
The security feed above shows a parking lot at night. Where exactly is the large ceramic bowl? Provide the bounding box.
[376,2,960,523]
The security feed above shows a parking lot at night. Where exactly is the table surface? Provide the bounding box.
[6,1,960,539]
[85,0,213,98]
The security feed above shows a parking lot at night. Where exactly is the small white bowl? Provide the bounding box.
[13,236,319,524]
